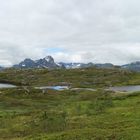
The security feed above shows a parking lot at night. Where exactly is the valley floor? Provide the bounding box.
[0,68,140,139]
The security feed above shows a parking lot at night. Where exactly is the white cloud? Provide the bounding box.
[0,0,140,66]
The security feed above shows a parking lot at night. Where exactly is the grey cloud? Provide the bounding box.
[0,0,140,66]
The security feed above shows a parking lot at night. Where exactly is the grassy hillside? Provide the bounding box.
[0,67,139,87]
[0,68,140,139]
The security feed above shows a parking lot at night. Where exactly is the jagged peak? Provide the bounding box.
[44,56,54,62]
[13,55,59,69]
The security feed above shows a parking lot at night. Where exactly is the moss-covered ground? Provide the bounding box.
[0,68,140,139]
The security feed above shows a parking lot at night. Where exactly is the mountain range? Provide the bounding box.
[1,55,140,71]
[13,56,117,70]
[121,61,140,72]
[13,56,60,69]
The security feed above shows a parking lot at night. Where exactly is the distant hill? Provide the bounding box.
[13,56,117,70]
[13,56,60,69]
[1,55,140,71]
[121,61,140,72]
[0,66,4,70]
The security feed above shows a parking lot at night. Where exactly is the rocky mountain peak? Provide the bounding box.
[13,56,60,69]
[44,56,54,63]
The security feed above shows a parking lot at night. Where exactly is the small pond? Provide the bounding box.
[35,86,69,91]
[35,86,97,91]
[0,83,17,89]
[108,85,140,92]
[71,88,96,91]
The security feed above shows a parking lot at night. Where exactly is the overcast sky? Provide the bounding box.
[0,0,140,66]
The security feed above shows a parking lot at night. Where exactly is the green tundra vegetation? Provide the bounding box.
[0,67,140,139]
